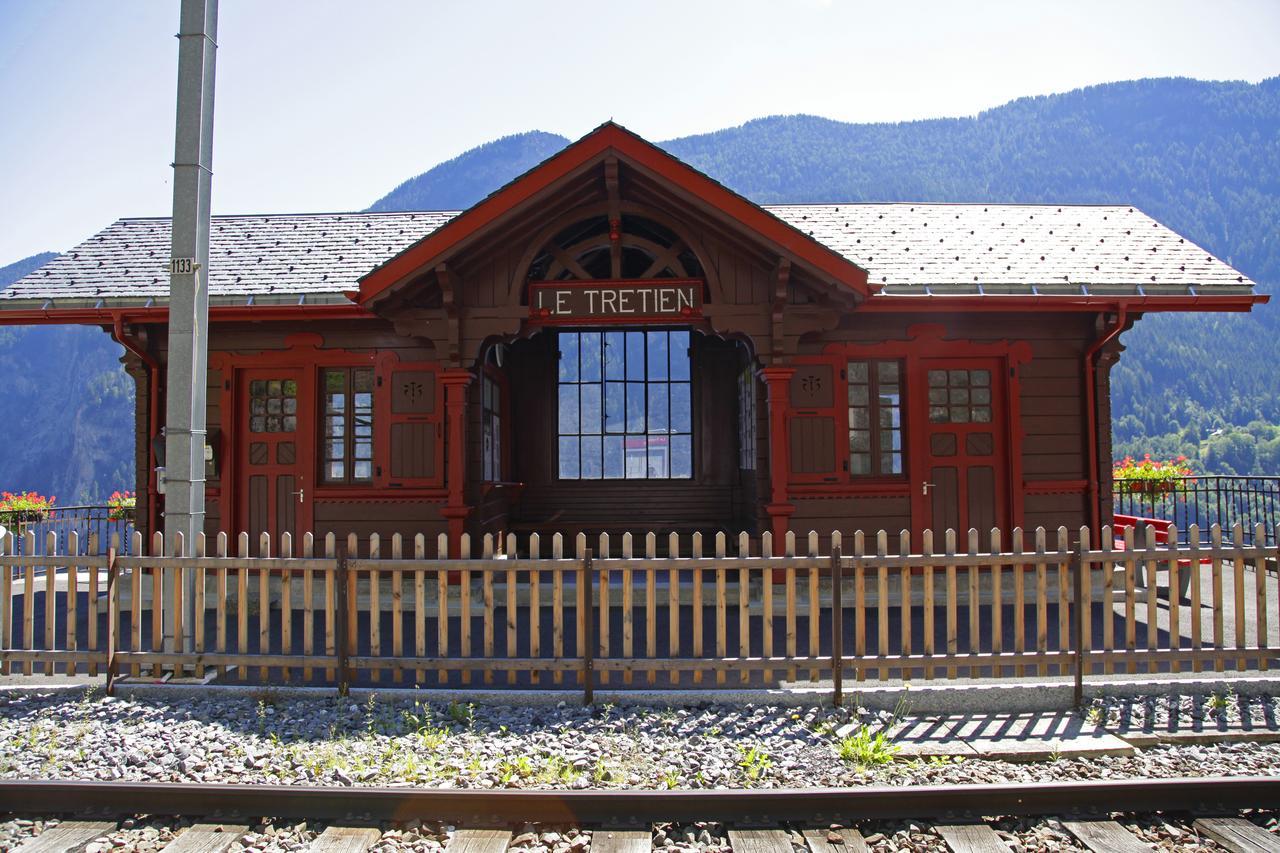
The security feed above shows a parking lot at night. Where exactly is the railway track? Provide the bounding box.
[3,778,1279,853]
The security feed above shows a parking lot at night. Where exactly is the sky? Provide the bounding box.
[2,0,1279,267]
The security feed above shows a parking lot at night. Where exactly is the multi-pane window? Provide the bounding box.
[321,367,374,484]
[249,378,298,433]
[738,365,756,470]
[927,369,992,423]
[557,330,692,479]
[847,360,903,476]
[482,371,503,482]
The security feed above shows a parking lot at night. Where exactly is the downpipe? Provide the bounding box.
[112,315,161,539]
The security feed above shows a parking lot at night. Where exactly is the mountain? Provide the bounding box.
[370,77,1280,474]
[369,131,570,212]
[0,254,135,503]
[3,76,1277,500]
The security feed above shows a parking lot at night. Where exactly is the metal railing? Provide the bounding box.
[1113,475,1280,545]
[0,505,135,556]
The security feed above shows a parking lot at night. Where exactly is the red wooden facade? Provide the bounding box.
[1,124,1265,554]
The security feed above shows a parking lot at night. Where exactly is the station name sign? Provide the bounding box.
[529,280,703,323]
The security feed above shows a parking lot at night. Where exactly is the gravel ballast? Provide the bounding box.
[2,688,1280,790]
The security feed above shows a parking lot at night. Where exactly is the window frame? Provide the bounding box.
[555,328,695,481]
[318,366,376,486]
[845,358,906,479]
[480,364,510,483]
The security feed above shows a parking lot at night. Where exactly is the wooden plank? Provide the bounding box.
[761,532,773,683]
[901,530,914,681]
[87,532,99,677]
[988,529,1001,677]
[1061,820,1150,853]
[1035,527,1048,677]
[1212,524,1225,673]
[308,826,382,853]
[1124,526,1137,675]
[1193,817,1280,853]
[530,535,541,686]
[164,824,249,853]
[66,533,79,676]
[237,533,249,679]
[23,532,34,676]
[716,532,726,686]
[482,536,494,684]
[806,532,818,681]
[438,533,449,685]
[1188,525,1202,674]
[669,532,680,686]
[623,533,634,686]
[281,534,293,682]
[1012,528,1024,678]
[728,829,792,853]
[193,535,205,678]
[1234,523,1247,670]
[1168,525,1181,674]
[591,829,651,853]
[599,533,610,687]
[934,823,1009,853]
[550,534,563,686]
[1101,526,1115,676]
[1145,524,1158,675]
[414,534,426,684]
[506,534,517,685]
[739,531,750,685]
[460,534,472,685]
[692,533,703,685]
[1256,523,1269,673]
[369,534,382,684]
[1058,527,1071,677]
[854,532,866,682]
[2,533,12,677]
[11,821,115,853]
[947,529,958,679]
[924,530,935,679]
[325,533,337,682]
[258,533,271,681]
[445,829,512,853]
[967,529,979,680]
[879,531,891,680]
[802,828,870,853]
[392,534,405,684]
[303,533,315,682]
[646,532,657,686]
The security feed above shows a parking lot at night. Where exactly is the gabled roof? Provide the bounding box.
[355,121,874,306]
[770,203,1256,296]
[0,211,451,308]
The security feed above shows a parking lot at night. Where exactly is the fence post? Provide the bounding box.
[1071,541,1085,708]
[831,543,844,707]
[336,550,351,695]
[582,548,595,706]
[105,544,119,696]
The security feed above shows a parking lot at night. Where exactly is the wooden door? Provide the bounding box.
[920,358,1008,537]
[238,369,306,553]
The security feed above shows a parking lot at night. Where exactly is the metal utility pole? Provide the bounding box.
[164,0,218,654]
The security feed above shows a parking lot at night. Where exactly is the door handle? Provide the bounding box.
[921,482,936,496]
[291,487,305,504]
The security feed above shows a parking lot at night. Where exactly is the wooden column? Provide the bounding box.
[440,368,474,555]
[759,367,796,542]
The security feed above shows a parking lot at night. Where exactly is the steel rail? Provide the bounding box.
[3,777,1278,825]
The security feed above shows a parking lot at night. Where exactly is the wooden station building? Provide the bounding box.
[0,124,1265,554]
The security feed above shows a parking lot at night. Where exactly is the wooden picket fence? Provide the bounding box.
[1,523,1277,700]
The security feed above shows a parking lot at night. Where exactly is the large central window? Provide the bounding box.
[558,330,692,479]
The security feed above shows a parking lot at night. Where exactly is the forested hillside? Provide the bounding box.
[0,254,134,502]
[3,76,1276,499]
[373,77,1280,474]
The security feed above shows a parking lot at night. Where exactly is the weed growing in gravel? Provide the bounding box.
[447,701,475,728]
[736,743,773,786]
[591,758,614,784]
[1206,687,1235,717]
[660,768,681,789]
[495,755,534,785]
[256,700,268,735]
[538,755,580,785]
[1084,704,1105,726]
[837,727,900,768]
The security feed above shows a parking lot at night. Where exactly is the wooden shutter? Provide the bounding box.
[375,355,444,489]
[788,361,840,482]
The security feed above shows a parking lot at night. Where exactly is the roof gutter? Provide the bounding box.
[1084,307,1128,537]
[858,293,1267,313]
[111,314,161,539]
[0,302,375,326]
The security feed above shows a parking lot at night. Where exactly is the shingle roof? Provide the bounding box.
[0,211,455,307]
[767,203,1254,296]
[0,203,1255,308]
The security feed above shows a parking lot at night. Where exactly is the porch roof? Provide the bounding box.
[0,202,1260,313]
